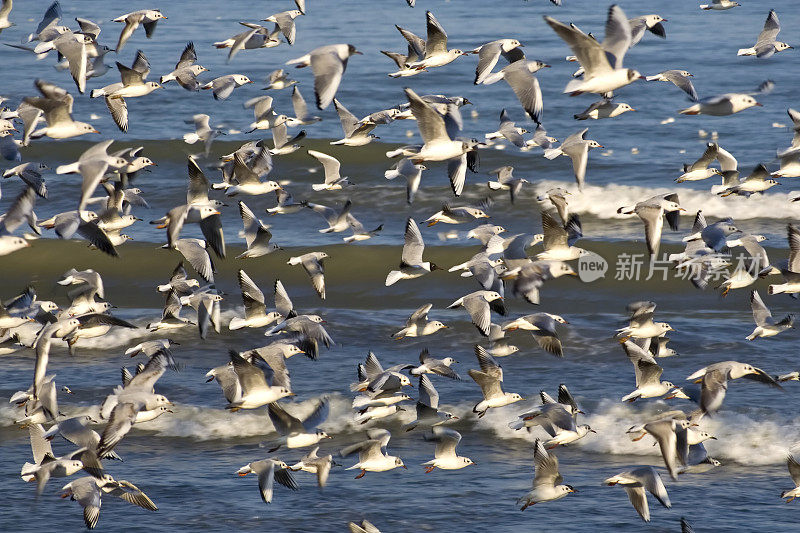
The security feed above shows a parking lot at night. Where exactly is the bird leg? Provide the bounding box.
[354,470,366,479]
[425,466,435,474]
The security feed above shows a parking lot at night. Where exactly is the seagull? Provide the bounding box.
[487,166,528,204]
[56,140,128,211]
[266,398,330,451]
[679,80,771,116]
[263,69,297,90]
[236,202,280,258]
[604,467,671,522]
[503,313,568,357]
[331,99,377,146]
[24,90,98,140]
[113,9,166,52]
[517,440,576,510]
[406,11,463,70]
[645,70,698,101]
[410,348,459,379]
[537,212,586,261]
[470,38,524,85]
[781,449,800,503]
[628,14,667,45]
[480,59,549,125]
[468,345,524,416]
[574,98,634,120]
[486,110,527,148]
[543,128,602,190]
[616,300,674,341]
[269,122,304,155]
[403,87,478,163]
[289,447,334,488]
[286,44,362,109]
[737,10,792,58]
[404,374,457,431]
[225,349,293,411]
[0,0,12,34]
[545,5,643,95]
[287,252,327,299]
[769,224,800,296]
[676,143,723,182]
[285,86,320,126]
[159,42,207,90]
[101,60,163,132]
[687,360,783,389]
[307,150,351,191]
[340,429,405,478]
[60,474,158,529]
[386,218,439,286]
[183,114,223,157]
[425,200,490,226]
[228,270,282,330]
[621,358,676,402]
[700,0,740,10]
[422,427,474,472]
[392,304,447,339]
[719,163,778,195]
[385,158,426,204]
[617,193,683,257]
[214,23,281,61]
[488,323,519,357]
[448,290,505,337]
[381,44,424,78]
[235,458,298,504]
[223,151,281,197]
[537,188,570,225]
[201,74,253,100]
[266,189,305,216]
[639,417,690,480]
[262,9,303,45]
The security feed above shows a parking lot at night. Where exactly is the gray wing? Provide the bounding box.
[601,4,632,69]
[750,290,772,326]
[690,143,718,171]
[468,369,502,399]
[274,280,295,318]
[544,16,612,77]
[637,204,664,257]
[212,77,236,100]
[636,359,664,387]
[532,439,562,487]
[644,420,679,479]
[174,239,214,283]
[187,158,210,204]
[418,374,439,408]
[302,397,330,430]
[267,402,303,435]
[97,402,137,456]
[408,303,432,325]
[503,61,543,124]
[301,257,325,299]
[756,10,781,47]
[105,479,158,511]
[424,11,448,56]
[542,212,568,250]
[463,295,491,336]
[405,88,449,144]
[475,42,502,84]
[401,218,425,265]
[623,486,650,522]
[310,50,345,110]
[334,98,359,138]
[662,70,698,102]
[447,154,467,197]
[788,454,800,485]
[238,269,266,318]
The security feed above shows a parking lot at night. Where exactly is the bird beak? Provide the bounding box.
[754,102,763,107]
[354,50,363,55]
[92,129,100,134]
[638,75,646,80]
[206,377,214,382]
[679,207,686,211]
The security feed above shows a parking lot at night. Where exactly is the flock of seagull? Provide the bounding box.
[1,0,800,530]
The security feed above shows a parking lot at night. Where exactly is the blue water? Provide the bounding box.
[2,0,800,531]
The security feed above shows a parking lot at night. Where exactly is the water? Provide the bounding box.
[1,0,800,531]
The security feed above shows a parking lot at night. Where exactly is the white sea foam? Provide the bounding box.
[532,180,800,221]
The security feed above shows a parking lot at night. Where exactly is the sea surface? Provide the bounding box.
[2,0,800,531]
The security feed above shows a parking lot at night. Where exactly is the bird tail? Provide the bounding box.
[385,270,403,287]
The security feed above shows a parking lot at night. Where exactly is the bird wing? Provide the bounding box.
[401,218,425,265]
[533,439,562,487]
[544,16,613,76]
[424,10,449,57]
[238,269,266,319]
[310,49,345,110]
[307,150,341,185]
[418,374,439,408]
[405,88,450,144]
[750,290,772,326]
[502,62,543,125]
